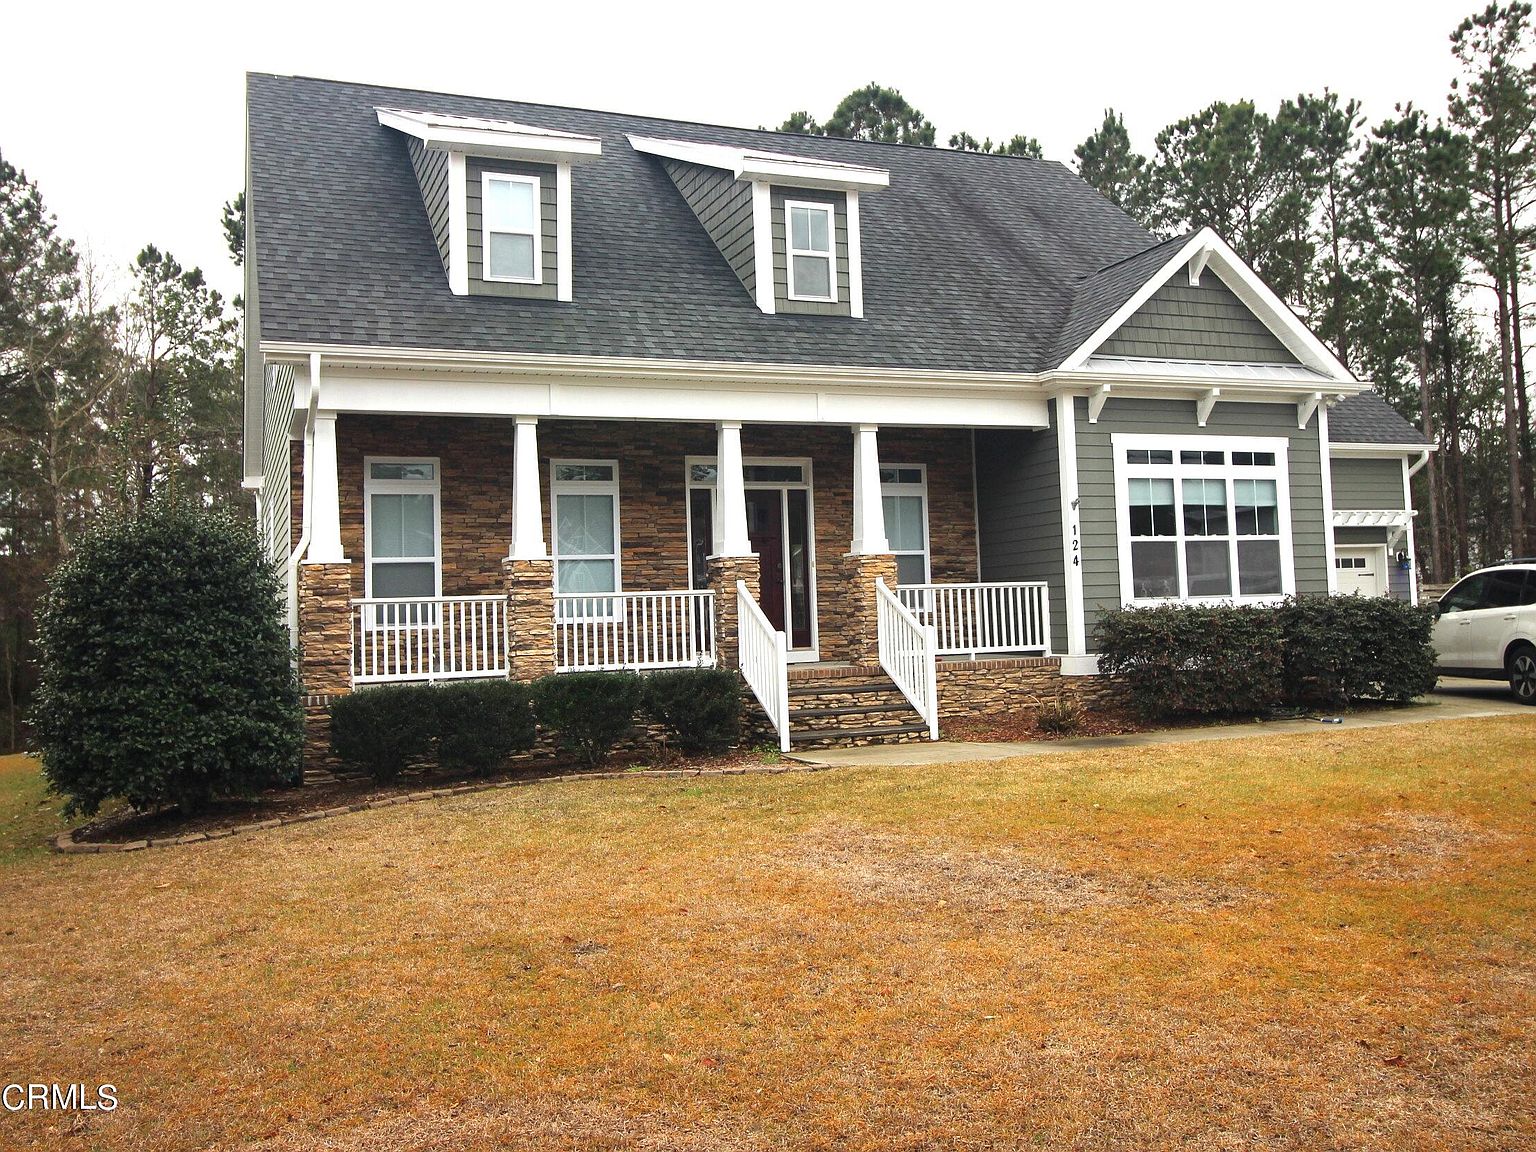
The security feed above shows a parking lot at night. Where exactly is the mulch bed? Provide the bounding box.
[71,748,768,846]
[942,707,1151,743]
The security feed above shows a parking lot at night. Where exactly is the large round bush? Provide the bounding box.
[33,504,302,816]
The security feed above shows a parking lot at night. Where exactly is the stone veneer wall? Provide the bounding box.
[321,415,978,656]
[819,553,899,664]
[933,657,1115,722]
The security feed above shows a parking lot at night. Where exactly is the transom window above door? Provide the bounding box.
[1113,436,1293,605]
[483,173,541,283]
[364,457,441,606]
[786,200,836,302]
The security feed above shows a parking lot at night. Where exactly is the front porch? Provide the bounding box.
[295,413,1061,751]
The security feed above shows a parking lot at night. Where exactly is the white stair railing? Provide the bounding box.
[876,578,939,740]
[896,580,1052,658]
[554,589,716,672]
[351,596,508,684]
[736,580,790,753]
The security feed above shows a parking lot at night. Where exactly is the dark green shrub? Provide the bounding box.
[431,679,537,774]
[329,683,434,781]
[33,504,302,817]
[1096,603,1285,719]
[532,672,643,766]
[643,667,743,753]
[1277,595,1437,707]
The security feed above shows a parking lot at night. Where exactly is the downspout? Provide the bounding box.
[1407,449,1431,480]
[285,353,321,650]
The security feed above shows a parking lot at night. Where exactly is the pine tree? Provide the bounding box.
[1073,109,1148,219]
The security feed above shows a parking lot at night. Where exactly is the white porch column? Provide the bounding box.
[716,421,753,556]
[307,411,346,563]
[849,424,889,554]
[508,416,547,560]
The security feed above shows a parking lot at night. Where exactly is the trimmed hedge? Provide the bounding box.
[330,679,537,781]
[643,667,743,752]
[1097,596,1438,719]
[329,684,434,781]
[532,671,644,766]
[33,504,303,817]
[1096,603,1285,719]
[432,680,537,775]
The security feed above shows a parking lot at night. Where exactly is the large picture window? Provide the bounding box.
[880,465,930,586]
[1114,436,1292,604]
[552,460,620,606]
[482,172,541,283]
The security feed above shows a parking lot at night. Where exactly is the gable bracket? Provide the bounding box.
[1296,391,1322,430]
[1087,383,1112,423]
[1196,387,1221,427]
[1187,246,1210,287]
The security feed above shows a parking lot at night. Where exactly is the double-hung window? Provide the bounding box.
[365,458,441,623]
[482,172,541,283]
[552,461,620,612]
[1115,437,1292,604]
[880,465,929,586]
[786,200,836,301]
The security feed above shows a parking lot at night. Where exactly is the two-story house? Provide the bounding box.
[242,73,1431,759]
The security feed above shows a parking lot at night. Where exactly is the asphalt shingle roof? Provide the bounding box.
[249,74,1416,450]
[1329,391,1431,446]
[248,73,1158,375]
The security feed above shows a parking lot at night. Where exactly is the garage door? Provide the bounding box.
[1335,548,1386,597]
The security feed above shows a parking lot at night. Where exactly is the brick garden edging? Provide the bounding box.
[51,760,834,855]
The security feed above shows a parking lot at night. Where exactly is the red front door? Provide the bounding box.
[746,489,786,631]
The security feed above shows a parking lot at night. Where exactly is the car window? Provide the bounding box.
[1440,574,1486,612]
[1484,569,1532,609]
[1521,570,1536,607]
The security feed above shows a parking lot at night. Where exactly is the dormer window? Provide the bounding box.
[787,200,836,302]
[483,173,541,283]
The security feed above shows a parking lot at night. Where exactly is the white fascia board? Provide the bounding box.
[1330,442,1439,457]
[307,367,1049,429]
[1045,374,1362,405]
[378,108,602,164]
[1058,227,1356,383]
[627,135,889,192]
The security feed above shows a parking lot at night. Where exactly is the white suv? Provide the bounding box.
[1433,562,1536,703]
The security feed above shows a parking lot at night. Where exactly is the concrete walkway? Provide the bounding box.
[785,678,1535,768]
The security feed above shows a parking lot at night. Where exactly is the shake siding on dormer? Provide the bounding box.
[1099,276,1297,363]
[660,159,756,296]
[465,155,559,300]
[406,138,452,275]
[770,187,851,317]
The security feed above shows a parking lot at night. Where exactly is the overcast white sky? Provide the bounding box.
[1,0,1476,303]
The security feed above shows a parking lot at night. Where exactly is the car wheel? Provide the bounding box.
[1509,646,1536,705]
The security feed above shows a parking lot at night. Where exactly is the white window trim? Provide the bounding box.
[362,456,443,620]
[785,198,838,303]
[880,463,931,585]
[550,458,622,598]
[1111,433,1295,607]
[481,171,543,285]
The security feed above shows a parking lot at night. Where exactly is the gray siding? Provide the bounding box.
[661,159,755,296]
[466,156,558,301]
[407,139,451,275]
[1076,397,1329,645]
[975,418,1068,654]
[1331,457,1406,510]
[1100,275,1297,363]
[770,187,851,317]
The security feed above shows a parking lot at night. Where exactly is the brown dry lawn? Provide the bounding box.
[1,716,1534,1151]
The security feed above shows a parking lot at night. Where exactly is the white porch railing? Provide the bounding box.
[876,578,940,740]
[351,596,508,684]
[554,590,716,672]
[737,580,790,753]
[896,581,1052,658]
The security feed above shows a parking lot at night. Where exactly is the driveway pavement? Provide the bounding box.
[786,676,1534,769]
